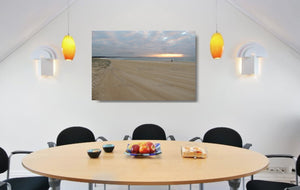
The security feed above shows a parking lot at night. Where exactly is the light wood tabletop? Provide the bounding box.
[22,140,268,185]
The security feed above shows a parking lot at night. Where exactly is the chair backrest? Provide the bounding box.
[0,147,8,174]
[132,124,167,140]
[56,126,96,146]
[203,127,243,148]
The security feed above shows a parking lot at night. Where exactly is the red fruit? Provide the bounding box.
[131,144,140,154]
[146,142,156,153]
[139,143,150,154]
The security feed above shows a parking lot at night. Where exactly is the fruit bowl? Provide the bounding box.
[125,143,161,157]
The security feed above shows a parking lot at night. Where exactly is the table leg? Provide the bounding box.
[199,183,204,190]
[48,178,61,190]
[228,178,241,190]
[88,183,93,190]
[242,177,245,190]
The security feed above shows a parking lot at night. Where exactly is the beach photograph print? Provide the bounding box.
[92,31,196,101]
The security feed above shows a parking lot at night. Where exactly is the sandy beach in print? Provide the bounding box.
[92,58,196,101]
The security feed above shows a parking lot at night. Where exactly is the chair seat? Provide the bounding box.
[1,176,49,190]
[247,179,296,190]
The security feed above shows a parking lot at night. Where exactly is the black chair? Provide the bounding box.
[48,126,108,190]
[123,123,175,140]
[190,127,252,149]
[48,126,107,147]
[0,147,49,190]
[123,124,174,190]
[247,154,300,190]
[190,127,252,190]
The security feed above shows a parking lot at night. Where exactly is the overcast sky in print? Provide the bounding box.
[92,31,196,58]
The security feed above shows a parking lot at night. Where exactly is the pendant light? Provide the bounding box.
[210,0,224,59]
[62,0,76,61]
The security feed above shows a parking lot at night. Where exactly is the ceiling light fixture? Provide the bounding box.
[210,0,224,59]
[62,0,76,61]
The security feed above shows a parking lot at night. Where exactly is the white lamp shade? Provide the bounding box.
[38,58,54,77]
[241,56,258,75]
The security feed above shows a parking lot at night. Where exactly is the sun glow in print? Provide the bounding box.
[92,31,196,101]
[150,53,184,58]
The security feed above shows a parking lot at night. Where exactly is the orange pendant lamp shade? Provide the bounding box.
[62,35,76,61]
[210,32,224,59]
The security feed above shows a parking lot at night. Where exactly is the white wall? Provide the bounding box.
[1,0,300,189]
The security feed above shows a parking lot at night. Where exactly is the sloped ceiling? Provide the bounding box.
[0,0,74,63]
[0,0,299,63]
[228,0,300,54]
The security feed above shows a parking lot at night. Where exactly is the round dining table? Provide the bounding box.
[22,140,268,190]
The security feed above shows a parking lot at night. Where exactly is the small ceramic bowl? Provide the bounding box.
[102,144,115,153]
[87,148,101,158]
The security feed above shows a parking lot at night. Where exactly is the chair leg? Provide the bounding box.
[7,183,12,190]
[0,182,11,190]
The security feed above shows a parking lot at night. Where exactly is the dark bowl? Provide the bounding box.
[87,148,101,158]
[103,144,115,153]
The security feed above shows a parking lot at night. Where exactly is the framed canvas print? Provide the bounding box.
[92,31,196,101]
